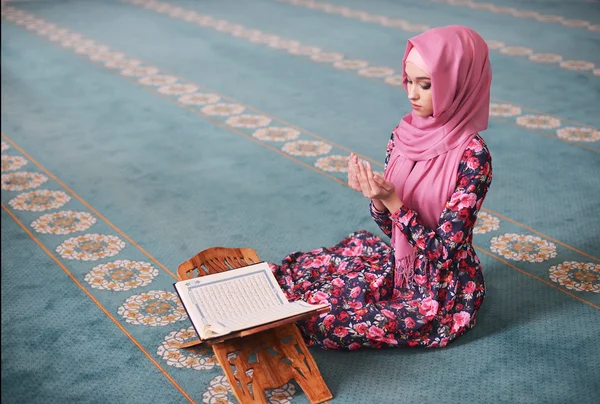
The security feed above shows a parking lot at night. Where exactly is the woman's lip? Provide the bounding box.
[412,104,421,109]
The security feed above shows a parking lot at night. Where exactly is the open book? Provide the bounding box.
[174,261,330,340]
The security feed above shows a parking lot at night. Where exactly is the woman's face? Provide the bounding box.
[405,62,433,117]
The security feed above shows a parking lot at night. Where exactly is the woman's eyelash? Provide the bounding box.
[407,80,431,90]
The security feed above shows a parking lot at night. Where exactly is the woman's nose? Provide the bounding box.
[408,87,419,101]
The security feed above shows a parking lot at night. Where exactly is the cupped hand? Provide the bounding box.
[354,157,396,201]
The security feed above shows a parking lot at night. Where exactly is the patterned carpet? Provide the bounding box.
[1,0,599,403]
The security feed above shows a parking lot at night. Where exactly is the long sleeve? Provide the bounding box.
[369,133,396,237]
[389,136,492,270]
[370,201,392,238]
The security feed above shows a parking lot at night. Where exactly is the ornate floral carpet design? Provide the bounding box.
[1,0,599,403]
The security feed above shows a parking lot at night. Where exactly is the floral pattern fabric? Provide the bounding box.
[270,134,492,350]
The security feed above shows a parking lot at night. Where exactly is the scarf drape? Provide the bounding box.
[384,25,492,287]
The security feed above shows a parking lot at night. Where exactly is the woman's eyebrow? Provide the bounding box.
[405,72,431,80]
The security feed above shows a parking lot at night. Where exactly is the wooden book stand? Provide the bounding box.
[177,247,333,404]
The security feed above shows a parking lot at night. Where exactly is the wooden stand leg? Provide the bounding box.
[273,325,333,403]
[211,324,332,404]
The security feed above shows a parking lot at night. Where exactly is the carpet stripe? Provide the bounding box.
[272,0,599,75]
[1,134,183,279]
[0,202,198,404]
[425,0,598,32]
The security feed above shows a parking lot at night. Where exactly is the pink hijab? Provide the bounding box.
[384,25,492,288]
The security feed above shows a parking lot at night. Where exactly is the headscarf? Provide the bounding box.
[384,25,492,287]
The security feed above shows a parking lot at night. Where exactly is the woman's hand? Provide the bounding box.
[347,153,362,192]
[353,157,394,199]
[353,156,404,212]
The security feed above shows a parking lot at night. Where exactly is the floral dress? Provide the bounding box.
[270,134,492,350]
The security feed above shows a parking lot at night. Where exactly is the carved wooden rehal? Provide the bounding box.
[177,247,332,404]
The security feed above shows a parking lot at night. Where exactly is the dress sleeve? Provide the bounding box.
[389,136,492,269]
[369,133,396,238]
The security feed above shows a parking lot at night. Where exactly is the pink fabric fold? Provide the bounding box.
[405,47,428,75]
[383,25,492,287]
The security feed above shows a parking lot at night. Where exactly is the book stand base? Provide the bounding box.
[210,323,332,404]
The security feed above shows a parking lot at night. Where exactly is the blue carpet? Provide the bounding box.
[2,0,599,403]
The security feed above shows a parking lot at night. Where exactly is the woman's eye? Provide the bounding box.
[421,84,431,90]
[407,80,413,85]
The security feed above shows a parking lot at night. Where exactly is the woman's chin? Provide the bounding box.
[413,110,432,118]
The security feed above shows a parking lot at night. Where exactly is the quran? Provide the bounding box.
[174,261,330,340]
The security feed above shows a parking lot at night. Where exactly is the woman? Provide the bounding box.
[271,25,492,350]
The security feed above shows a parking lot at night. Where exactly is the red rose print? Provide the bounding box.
[458,193,477,209]
[482,162,491,176]
[355,308,368,317]
[459,174,470,187]
[389,301,404,309]
[458,208,470,221]
[408,299,419,307]
[337,311,350,322]
[467,156,480,170]
[440,314,453,325]
[419,297,439,318]
[323,314,336,328]
[455,249,468,260]
[471,139,483,152]
[334,326,349,338]
[463,281,476,294]
[331,278,345,288]
[367,326,385,340]
[354,322,368,335]
[348,342,362,351]
[441,221,453,233]
[450,231,464,244]
[414,274,427,285]
[386,320,398,332]
[310,255,331,268]
[323,338,340,350]
[438,288,448,300]
[336,261,348,274]
[383,336,399,345]
[309,291,329,305]
[348,301,363,310]
[451,311,471,333]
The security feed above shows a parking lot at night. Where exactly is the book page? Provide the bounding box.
[174,262,290,338]
[189,270,283,321]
